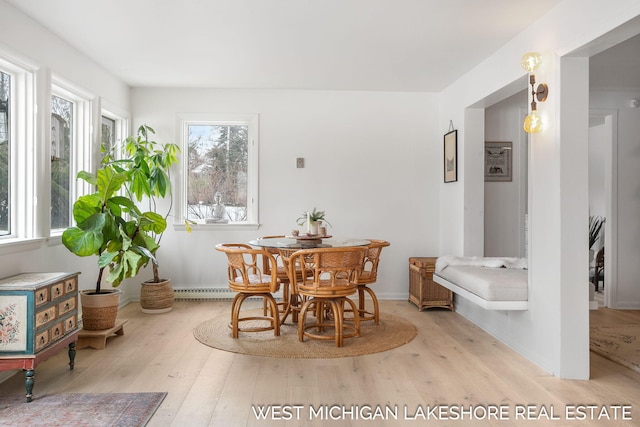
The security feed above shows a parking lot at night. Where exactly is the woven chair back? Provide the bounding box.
[290,247,366,297]
[256,236,289,280]
[357,239,390,285]
[215,243,280,293]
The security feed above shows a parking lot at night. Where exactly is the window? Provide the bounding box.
[0,53,110,251]
[101,115,116,158]
[49,82,93,234]
[50,94,73,230]
[0,56,36,246]
[0,71,10,236]
[99,106,128,165]
[178,114,259,227]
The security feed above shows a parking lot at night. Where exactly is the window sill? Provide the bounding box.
[0,237,46,256]
[173,222,261,232]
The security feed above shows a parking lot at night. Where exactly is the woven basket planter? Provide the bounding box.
[140,279,174,314]
[80,289,121,331]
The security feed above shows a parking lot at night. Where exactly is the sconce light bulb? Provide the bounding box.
[524,111,543,133]
[521,52,542,73]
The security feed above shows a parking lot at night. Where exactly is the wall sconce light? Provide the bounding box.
[521,52,549,133]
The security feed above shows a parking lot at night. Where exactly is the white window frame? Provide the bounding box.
[49,79,95,236]
[99,101,129,167]
[175,113,259,230]
[0,53,40,254]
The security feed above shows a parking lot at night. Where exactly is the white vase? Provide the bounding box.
[308,221,319,235]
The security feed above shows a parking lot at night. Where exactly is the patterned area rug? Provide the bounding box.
[193,309,417,358]
[0,392,166,427]
[590,324,640,373]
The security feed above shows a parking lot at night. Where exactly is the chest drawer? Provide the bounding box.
[59,296,76,316]
[64,315,77,333]
[35,306,57,328]
[35,330,50,352]
[51,282,65,300]
[35,288,49,307]
[64,277,77,294]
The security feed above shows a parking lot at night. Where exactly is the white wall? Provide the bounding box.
[0,1,128,110]
[588,123,606,219]
[591,90,640,309]
[129,88,438,300]
[438,0,640,379]
[484,91,528,257]
[0,1,130,293]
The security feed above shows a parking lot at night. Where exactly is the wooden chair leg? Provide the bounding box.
[326,299,342,347]
[342,297,361,339]
[298,298,314,342]
[230,293,249,339]
[231,293,280,338]
[348,285,379,324]
[264,294,281,336]
[362,286,379,325]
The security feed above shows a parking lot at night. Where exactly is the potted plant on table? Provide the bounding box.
[114,125,181,313]
[297,207,331,235]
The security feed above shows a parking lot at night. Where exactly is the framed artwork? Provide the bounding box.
[443,130,457,183]
[484,141,512,182]
[0,295,27,352]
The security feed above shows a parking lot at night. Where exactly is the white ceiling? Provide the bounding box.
[6,0,565,92]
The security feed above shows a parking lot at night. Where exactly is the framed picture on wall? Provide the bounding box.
[484,141,512,182]
[444,130,457,183]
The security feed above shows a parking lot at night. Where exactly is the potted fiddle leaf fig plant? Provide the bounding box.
[113,125,181,313]
[62,164,166,330]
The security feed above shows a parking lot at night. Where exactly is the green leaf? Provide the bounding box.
[76,170,97,186]
[140,211,167,234]
[98,250,118,268]
[101,213,119,244]
[77,212,106,231]
[72,194,102,224]
[109,196,141,216]
[62,223,104,257]
[130,168,150,201]
[96,167,126,200]
[106,261,124,287]
[105,236,122,253]
[106,249,144,285]
[151,169,168,198]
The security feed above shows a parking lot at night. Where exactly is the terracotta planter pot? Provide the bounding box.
[80,288,121,331]
[140,279,174,314]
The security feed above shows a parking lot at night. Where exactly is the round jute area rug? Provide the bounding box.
[193,309,417,358]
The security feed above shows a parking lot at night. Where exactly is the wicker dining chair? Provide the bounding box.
[255,236,290,321]
[290,246,366,347]
[278,247,316,324]
[215,243,281,338]
[256,236,310,323]
[350,239,390,325]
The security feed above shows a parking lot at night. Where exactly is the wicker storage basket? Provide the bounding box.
[408,257,453,311]
[140,279,174,314]
[80,289,121,330]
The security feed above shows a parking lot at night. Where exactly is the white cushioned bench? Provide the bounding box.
[433,256,528,311]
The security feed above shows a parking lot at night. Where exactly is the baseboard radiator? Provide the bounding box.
[173,287,283,301]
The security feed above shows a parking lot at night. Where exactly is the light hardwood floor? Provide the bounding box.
[2,300,639,426]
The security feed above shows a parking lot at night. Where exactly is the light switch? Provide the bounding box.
[296,157,304,168]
